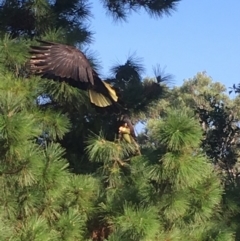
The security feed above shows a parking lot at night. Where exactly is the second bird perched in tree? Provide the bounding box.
[29,40,121,110]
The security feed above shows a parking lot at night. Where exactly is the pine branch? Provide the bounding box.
[101,0,181,21]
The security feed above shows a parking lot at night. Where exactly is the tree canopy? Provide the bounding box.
[1,1,240,241]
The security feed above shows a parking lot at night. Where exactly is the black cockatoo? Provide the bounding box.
[117,114,136,143]
[29,40,121,109]
[117,115,141,155]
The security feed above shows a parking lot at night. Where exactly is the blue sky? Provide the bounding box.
[89,0,240,90]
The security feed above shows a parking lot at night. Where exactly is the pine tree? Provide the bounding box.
[83,107,235,240]
[0,2,97,240]
[0,37,104,239]
[146,108,234,240]
[101,0,180,21]
[4,1,239,241]
[137,73,240,241]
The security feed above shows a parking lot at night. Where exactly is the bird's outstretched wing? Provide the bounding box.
[29,40,95,85]
[29,40,122,109]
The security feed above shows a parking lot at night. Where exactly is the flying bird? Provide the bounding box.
[29,40,121,109]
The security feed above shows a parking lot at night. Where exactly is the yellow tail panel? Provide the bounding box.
[88,82,118,107]
[88,89,112,107]
[102,81,118,102]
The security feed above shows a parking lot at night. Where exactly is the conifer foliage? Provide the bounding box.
[0,1,240,241]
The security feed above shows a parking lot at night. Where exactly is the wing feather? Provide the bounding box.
[29,41,95,85]
[29,40,121,108]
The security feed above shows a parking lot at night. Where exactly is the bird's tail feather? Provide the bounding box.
[88,81,118,107]
[102,81,118,102]
[88,89,112,107]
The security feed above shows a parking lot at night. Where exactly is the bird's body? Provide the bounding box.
[118,118,141,155]
[29,40,119,109]
[118,115,137,141]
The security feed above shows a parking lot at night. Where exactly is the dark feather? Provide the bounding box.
[30,40,94,84]
[29,40,123,109]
